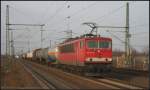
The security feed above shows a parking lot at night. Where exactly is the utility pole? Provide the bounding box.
[50,40,51,48]
[63,30,73,39]
[66,4,72,39]
[10,27,14,57]
[6,5,14,57]
[69,30,72,38]
[40,25,44,48]
[28,40,30,52]
[6,5,10,57]
[66,16,72,38]
[21,49,23,55]
[5,5,11,72]
[125,2,131,67]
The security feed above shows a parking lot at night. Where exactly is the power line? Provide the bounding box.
[45,2,124,33]
[9,5,40,23]
[131,32,149,35]
[44,2,97,33]
[38,2,54,23]
[113,44,147,47]
[44,1,68,25]
[92,4,125,23]
[106,30,125,43]
[69,4,126,33]
[28,2,68,46]
[130,24,149,28]
[69,2,97,18]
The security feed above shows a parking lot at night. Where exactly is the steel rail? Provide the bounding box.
[19,60,56,89]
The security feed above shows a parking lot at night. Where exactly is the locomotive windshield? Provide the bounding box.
[87,40,111,48]
[87,41,98,48]
[99,42,111,48]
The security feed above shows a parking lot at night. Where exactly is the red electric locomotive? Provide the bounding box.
[57,34,112,73]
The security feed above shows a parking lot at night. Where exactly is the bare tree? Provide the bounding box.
[142,46,149,56]
[130,47,138,57]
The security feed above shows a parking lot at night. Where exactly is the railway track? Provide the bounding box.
[19,61,57,89]
[111,68,148,77]
[60,69,143,89]
[93,71,148,89]
[20,60,77,89]
[23,60,144,89]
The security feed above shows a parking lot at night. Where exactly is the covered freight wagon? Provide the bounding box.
[26,52,33,60]
[32,47,58,65]
[33,48,49,63]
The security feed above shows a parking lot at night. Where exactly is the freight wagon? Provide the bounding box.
[32,47,58,65]
[47,47,58,65]
[32,48,48,63]
[26,52,33,60]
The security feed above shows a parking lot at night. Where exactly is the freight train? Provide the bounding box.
[23,34,112,74]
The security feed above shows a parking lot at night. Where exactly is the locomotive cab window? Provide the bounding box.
[99,41,111,48]
[87,40,111,48]
[87,41,98,48]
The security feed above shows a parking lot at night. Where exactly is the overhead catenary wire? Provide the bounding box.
[7,5,45,49]
[9,5,40,24]
[44,2,98,32]
[131,32,149,35]
[69,1,98,18]
[40,3,96,42]
[44,1,68,25]
[47,1,124,32]
[113,44,147,47]
[38,2,54,24]
[16,1,68,45]
[69,4,126,34]
[129,24,149,28]
[8,4,47,51]
[13,28,29,40]
[90,4,126,23]
[106,30,125,44]
[43,2,125,38]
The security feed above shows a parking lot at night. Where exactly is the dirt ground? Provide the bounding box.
[1,57,41,89]
[127,76,149,88]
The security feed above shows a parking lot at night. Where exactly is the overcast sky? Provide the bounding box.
[1,1,149,55]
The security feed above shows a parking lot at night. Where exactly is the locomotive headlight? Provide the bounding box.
[55,47,58,52]
[107,58,112,62]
